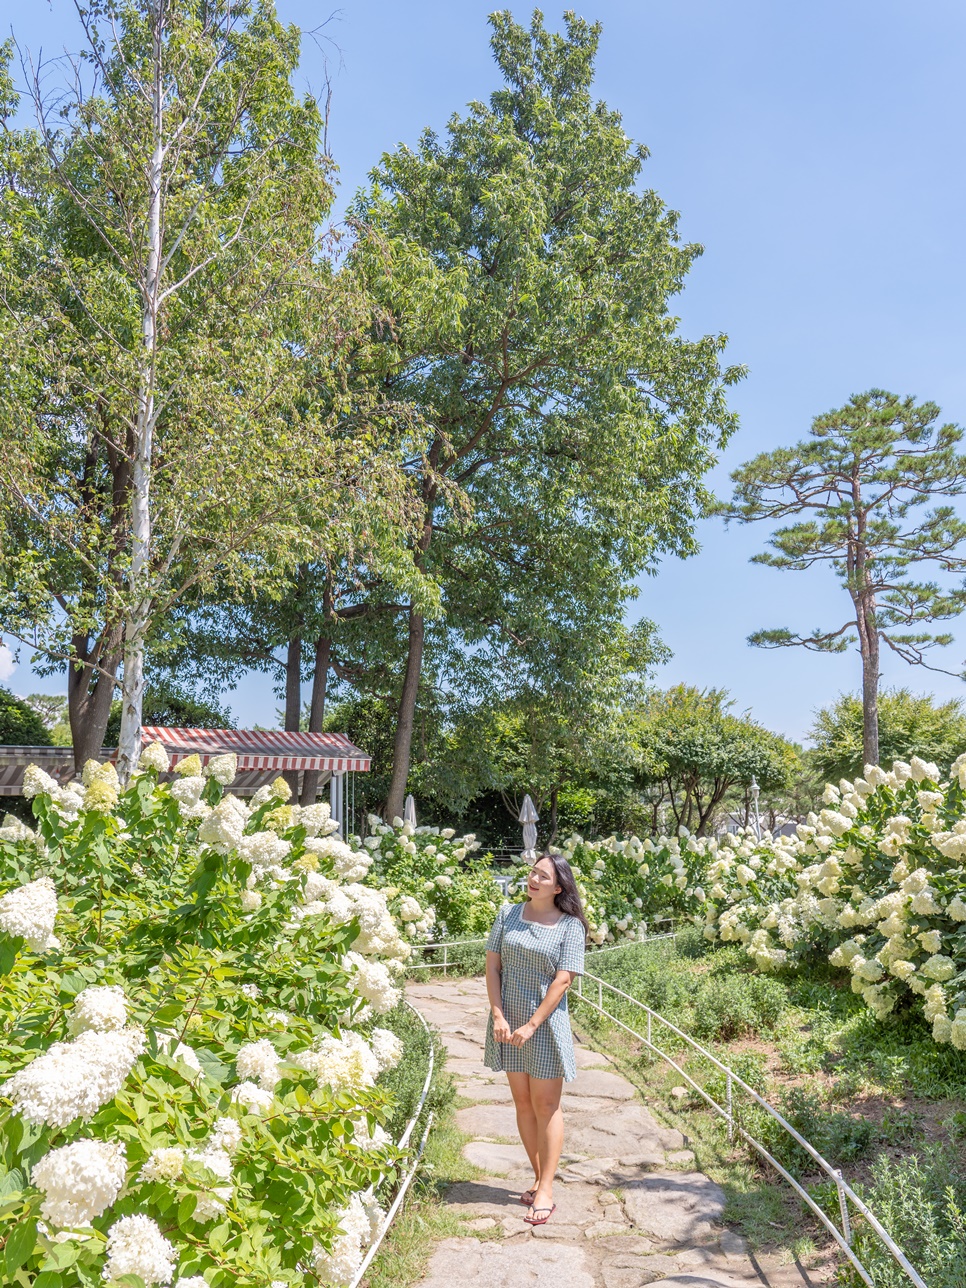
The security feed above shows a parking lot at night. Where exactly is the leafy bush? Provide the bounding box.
[699,755,966,1048]
[506,830,709,946]
[845,1148,966,1288]
[362,815,502,940]
[691,973,787,1041]
[0,748,430,1287]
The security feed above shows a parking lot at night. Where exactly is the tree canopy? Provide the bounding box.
[724,390,966,767]
[351,9,743,818]
[810,688,966,784]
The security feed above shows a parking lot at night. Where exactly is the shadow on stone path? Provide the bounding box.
[407,976,834,1288]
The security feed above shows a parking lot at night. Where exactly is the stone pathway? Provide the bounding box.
[407,976,832,1288]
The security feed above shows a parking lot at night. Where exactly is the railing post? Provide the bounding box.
[726,1073,733,1143]
[597,978,603,1009]
[646,1011,652,1046]
[443,944,449,976]
[835,1170,852,1245]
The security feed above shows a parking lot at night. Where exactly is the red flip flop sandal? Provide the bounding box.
[519,1189,536,1206]
[524,1204,556,1226]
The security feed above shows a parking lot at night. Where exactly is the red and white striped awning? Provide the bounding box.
[141,728,371,773]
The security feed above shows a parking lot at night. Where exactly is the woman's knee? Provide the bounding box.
[507,1073,533,1109]
[528,1079,562,1118]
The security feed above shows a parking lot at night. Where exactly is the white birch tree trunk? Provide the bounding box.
[117,5,165,784]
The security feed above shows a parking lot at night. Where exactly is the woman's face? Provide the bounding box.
[527,858,560,899]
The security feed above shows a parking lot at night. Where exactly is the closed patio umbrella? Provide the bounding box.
[519,794,539,859]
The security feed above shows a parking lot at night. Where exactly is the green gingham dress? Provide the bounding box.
[483,902,586,1082]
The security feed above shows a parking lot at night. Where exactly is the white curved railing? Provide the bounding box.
[571,968,927,1288]
[346,1001,437,1288]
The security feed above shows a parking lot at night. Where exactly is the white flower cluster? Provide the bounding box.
[701,759,966,1042]
[104,1214,177,1286]
[311,1191,383,1287]
[197,795,248,853]
[203,753,238,786]
[235,1038,281,1089]
[31,1137,127,1227]
[3,1026,146,1127]
[342,951,401,1014]
[68,984,128,1035]
[138,740,170,773]
[304,834,372,882]
[0,875,58,950]
[22,764,84,819]
[299,1028,400,1094]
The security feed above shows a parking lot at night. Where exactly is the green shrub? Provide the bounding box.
[845,1148,966,1288]
[691,973,787,1041]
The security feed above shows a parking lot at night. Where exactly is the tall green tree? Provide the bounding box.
[725,391,966,767]
[0,2,413,775]
[630,685,792,835]
[810,687,966,784]
[351,10,743,819]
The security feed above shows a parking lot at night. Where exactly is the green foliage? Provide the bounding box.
[629,686,795,835]
[810,688,966,784]
[0,689,51,746]
[363,816,503,940]
[0,754,425,1285]
[351,9,743,812]
[846,1148,966,1288]
[689,973,787,1042]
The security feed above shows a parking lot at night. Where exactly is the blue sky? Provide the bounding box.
[6,1,966,742]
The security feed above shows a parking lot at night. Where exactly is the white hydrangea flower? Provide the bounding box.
[920,954,956,982]
[311,1192,373,1287]
[197,797,246,853]
[230,1081,274,1113]
[300,1032,380,1093]
[175,1279,209,1288]
[156,1031,203,1077]
[298,801,338,837]
[238,830,292,874]
[343,952,400,1014]
[104,1214,176,1286]
[138,741,170,773]
[3,1026,146,1127]
[68,985,128,1035]
[370,1027,403,1072]
[235,1039,281,1090]
[22,764,58,799]
[918,929,942,953]
[32,1138,126,1227]
[948,895,966,921]
[203,753,237,785]
[910,756,940,783]
[240,889,262,913]
[169,775,205,811]
[141,1147,186,1182]
[0,876,58,951]
[209,1116,243,1155]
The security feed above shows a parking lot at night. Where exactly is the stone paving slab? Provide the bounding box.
[409,978,832,1288]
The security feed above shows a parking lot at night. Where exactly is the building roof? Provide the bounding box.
[0,728,370,797]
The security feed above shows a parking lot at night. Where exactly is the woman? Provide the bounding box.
[483,852,588,1227]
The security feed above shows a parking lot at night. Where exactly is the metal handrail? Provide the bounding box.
[407,925,679,973]
[571,969,927,1288]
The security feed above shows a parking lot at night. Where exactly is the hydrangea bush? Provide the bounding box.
[360,816,502,940]
[699,755,966,1048]
[507,832,708,945]
[0,747,426,1287]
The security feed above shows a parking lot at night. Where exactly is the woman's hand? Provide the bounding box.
[509,1020,537,1047]
[492,1012,512,1043]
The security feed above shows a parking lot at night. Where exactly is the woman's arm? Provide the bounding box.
[509,970,576,1047]
[486,950,512,1043]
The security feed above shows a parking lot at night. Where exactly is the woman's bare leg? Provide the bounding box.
[529,1076,564,1212]
[506,1071,540,1193]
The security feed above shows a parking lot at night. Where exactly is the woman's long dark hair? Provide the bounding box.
[527,852,589,934]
